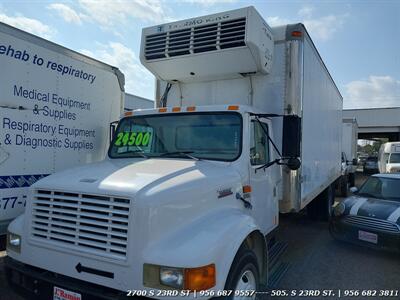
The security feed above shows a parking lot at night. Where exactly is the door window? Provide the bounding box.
[250,121,270,165]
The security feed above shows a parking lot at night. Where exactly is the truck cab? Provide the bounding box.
[6,104,298,299]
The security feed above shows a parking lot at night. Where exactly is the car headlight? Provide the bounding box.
[143,263,215,291]
[7,231,21,253]
[333,202,346,217]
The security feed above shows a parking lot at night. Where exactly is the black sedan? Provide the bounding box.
[330,173,400,252]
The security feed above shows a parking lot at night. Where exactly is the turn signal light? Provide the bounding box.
[124,111,133,117]
[184,264,216,291]
[228,105,239,111]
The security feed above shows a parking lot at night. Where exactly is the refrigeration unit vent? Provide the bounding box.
[140,7,274,82]
[144,18,246,60]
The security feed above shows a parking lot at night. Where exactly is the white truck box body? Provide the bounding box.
[0,22,124,234]
[124,93,154,111]
[154,23,342,212]
[342,118,358,173]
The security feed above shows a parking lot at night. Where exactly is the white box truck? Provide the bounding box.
[378,142,400,173]
[5,7,342,299]
[0,21,125,240]
[338,118,358,195]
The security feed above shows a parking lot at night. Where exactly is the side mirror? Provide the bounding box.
[109,121,119,144]
[352,158,358,165]
[350,187,358,194]
[286,157,301,171]
[282,115,301,158]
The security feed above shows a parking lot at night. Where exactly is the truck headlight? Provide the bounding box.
[333,202,346,217]
[143,263,215,291]
[7,232,21,253]
[160,267,184,289]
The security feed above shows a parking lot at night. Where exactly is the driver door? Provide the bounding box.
[249,119,279,234]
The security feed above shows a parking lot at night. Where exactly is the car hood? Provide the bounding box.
[344,196,400,225]
[33,158,239,197]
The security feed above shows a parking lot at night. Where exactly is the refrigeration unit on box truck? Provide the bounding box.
[5,7,342,299]
[0,21,125,238]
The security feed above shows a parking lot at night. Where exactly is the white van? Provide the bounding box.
[378,142,400,173]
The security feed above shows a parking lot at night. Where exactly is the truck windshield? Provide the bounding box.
[108,112,242,161]
[389,153,400,163]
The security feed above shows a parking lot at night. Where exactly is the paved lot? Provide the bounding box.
[1,173,398,300]
[275,173,400,299]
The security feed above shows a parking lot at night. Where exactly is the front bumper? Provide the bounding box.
[4,256,147,300]
[330,217,400,252]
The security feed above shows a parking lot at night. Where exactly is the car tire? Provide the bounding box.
[224,246,260,300]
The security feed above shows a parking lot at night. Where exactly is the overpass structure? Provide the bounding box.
[343,107,400,141]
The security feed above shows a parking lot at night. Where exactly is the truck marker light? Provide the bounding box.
[124,111,133,117]
[291,31,302,37]
[159,108,168,113]
[7,232,21,253]
[184,264,216,291]
[242,185,252,193]
[228,105,239,111]
[172,107,181,112]
[186,106,196,112]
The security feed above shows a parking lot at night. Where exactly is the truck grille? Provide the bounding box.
[145,17,246,60]
[31,190,130,260]
[344,215,400,234]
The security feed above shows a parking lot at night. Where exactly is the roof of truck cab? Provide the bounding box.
[121,104,264,118]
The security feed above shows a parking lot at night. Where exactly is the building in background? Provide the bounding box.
[125,93,154,111]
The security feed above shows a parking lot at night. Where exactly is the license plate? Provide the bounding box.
[358,230,378,244]
[54,286,82,300]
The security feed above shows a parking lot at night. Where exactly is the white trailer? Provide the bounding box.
[5,7,342,299]
[339,118,358,194]
[0,21,125,237]
[124,93,154,111]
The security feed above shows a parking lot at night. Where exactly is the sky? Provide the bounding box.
[0,0,399,109]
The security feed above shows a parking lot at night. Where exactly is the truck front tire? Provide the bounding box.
[224,247,260,299]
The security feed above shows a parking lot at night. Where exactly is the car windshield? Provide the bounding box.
[358,176,400,201]
[108,112,242,161]
[389,153,400,163]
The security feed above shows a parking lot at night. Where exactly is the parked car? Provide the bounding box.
[330,173,400,252]
[363,156,379,174]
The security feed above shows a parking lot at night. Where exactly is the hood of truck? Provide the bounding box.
[33,158,239,196]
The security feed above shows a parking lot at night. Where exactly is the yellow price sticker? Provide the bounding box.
[114,131,152,147]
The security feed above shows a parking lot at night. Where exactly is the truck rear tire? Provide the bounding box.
[340,176,348,197]
[307,184,334,221]
[224,247,260,299]
[349,173,355,187]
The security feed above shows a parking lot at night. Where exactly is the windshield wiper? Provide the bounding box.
[125,148,149,159]
[159,151,200,160]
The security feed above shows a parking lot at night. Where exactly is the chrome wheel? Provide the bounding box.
[233,269,256,299]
